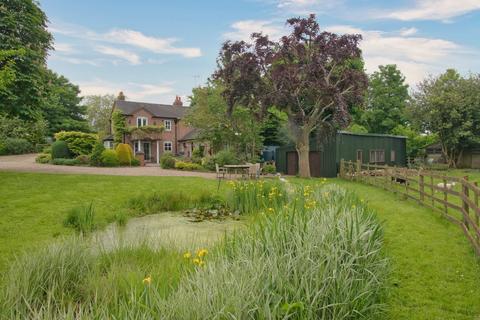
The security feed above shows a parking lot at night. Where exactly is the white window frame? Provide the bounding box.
[134,141,141,153]
[164,119,172,131]
[137,116,148,127]
[356,149,363,162]
[103,141,114,149]
[390,150,396,162]
[369,149,385,163]
[164,141,172,152]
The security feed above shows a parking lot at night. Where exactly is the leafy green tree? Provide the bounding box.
[83,94,115,135]
[186,84,263,161]
[391,125,437,159]
[361,65,409,134]
[40,70,89,135]
[346,123,368,134]
[214,15,367,177]
[260,107,290,146]
[0,0,52,119]
[409,69,480,167]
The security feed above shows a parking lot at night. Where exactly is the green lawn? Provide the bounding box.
[0,171,220,269]
[1,171,479,319]
[327,179,480,320]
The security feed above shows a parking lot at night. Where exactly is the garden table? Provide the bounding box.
[224,164,251,179]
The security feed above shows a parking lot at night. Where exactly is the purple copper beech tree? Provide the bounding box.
[214,15,368,177]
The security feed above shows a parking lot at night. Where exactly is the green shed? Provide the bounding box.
[276,131,407,177]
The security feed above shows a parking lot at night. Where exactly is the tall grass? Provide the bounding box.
[165,185,388,319]
[0,184,388,319]
[63,202,96,233]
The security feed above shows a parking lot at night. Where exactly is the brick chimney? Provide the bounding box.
[172,95,183,107]
[117,91,126,101]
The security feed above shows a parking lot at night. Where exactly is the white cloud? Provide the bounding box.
[49,55,100,66]
[95,45,141,65]
[48,21,202,60]
[326,25,462,85]
[399,27,418,36]
[383,0,480,21]
[54,43,75,53]
[104,29,201,58]
[275,0,342,14]
[77,79,176,103]
[223,20,284,41]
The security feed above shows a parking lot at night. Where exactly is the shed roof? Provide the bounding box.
[179,129,200,141]
[337,131,407,139]
[114,100,189,119]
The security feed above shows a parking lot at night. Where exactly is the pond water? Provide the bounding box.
[93,212,244,251]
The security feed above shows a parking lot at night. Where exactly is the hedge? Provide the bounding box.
[54,131,98,156]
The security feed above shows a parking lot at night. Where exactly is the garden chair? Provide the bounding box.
[248,163,261,179]
[215,163,227,179]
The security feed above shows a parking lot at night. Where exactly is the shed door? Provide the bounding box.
[287,152,298,175]
[309,151,321,177]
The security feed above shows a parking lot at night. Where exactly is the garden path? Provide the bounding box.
[0,154,217,178]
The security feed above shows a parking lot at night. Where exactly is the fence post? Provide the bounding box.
[420,172,425,203]
[431,175,434,208]
[475,182,479,243]
[443,177,448,215]
[340,159,344,178]
[462,176,470,229]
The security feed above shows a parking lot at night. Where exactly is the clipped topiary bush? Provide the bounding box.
[89,142,105,166]
[35,153,51,164]
[75,155,90,165]
[52,158,80,166]
[160,152,175,169]
[54,131,98,156]
[175,161,202,171]
[131,157,140,166]
[115,143,133,166]
[51,140,71,159]
[262,163,276,174]
[100,149,119,167]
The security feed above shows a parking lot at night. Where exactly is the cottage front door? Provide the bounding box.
[143,142,151,161]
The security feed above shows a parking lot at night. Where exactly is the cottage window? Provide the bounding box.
[137,117,148,127]
[103,141,114,149]
[164,120,172,131]
[356,149,363,162]
[390,150,396,162]
[164,141,172,152]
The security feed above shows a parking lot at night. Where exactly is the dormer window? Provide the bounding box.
[137,117,148,127]
[164,120,172,131]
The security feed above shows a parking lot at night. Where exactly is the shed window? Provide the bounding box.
[390,150,396,162]
[369,150,385,163]
[356,149,363,162]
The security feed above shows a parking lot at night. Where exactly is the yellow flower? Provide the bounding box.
[197,248,208,258]
[199,260,205,267]
[267,207,275,214]
[183,252,191,259]
[193,258,201,265]
[142,275,152,285]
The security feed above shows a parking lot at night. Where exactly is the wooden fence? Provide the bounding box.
[339,159,480,257]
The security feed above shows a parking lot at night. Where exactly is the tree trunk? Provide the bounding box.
[295,129,311,178]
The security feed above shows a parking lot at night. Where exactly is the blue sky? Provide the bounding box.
[41,0,480,105]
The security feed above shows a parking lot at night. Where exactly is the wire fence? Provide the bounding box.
[339,159,480,257]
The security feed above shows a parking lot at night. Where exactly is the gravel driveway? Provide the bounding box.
[0,154,217,178]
